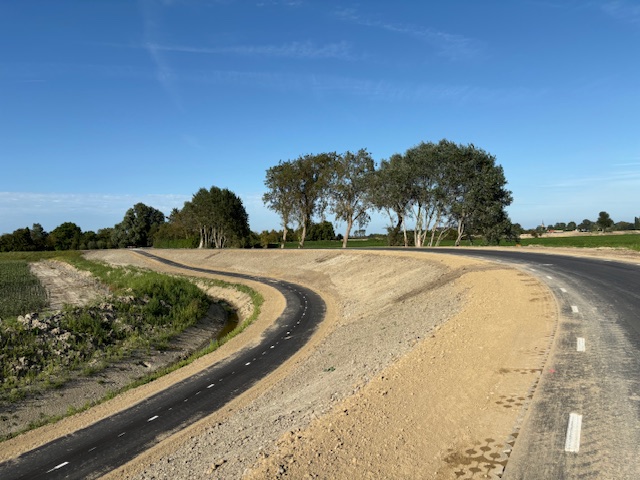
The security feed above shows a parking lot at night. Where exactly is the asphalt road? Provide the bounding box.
[419,248,640,479]
[0,252,326,480]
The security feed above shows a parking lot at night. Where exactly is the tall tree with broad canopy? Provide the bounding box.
[291,153,335,248]
[263,153,335,248]
[596,211,614,232]
[112,202,166,248]
[328,149,375,248]
[263,160,297,248]
[182,186,250,248]
[49,222,82,250]
[448,143,513,246]
[369,153,414,247]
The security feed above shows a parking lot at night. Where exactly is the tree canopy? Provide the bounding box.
[112,203,166,248]
[179,186,250,249]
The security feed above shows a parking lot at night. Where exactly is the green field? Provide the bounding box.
[281,233,640,251]
[0,260,49,318]
[514,234,640,251]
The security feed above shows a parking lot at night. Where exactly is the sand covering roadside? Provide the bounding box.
[2,249,557,479]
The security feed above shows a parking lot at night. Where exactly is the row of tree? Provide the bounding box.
[263,139,515,248]
[542,214,640,233]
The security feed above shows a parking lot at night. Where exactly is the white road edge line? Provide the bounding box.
[148,415,159,422]
[577,338,586,352]
[46,461,69,473]
[571,305,579,313]
[565,413,583,453]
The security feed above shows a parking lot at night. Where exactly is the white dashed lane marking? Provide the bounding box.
[46,461,69,473]
[148,415,159,422]
[577,338,586,352]
[565,413,583,453]
[571,305,579,313]
[560,288,567,293]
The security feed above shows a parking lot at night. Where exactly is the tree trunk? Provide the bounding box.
[402,218,408,247]
[281,226,288,249]
[455,221,465,246]
[342,219,353,248]
[299,223,307,248]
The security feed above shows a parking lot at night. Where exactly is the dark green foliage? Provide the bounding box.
[307,221,336,241]
[112,203,166,248]
[180,186,251,248]
[596,211,614,232]
[49,222,82,250]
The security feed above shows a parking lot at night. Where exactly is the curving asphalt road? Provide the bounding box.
[416,248,640,479]
[0,251,326,480]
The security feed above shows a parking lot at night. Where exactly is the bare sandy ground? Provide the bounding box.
[7,247,635,478]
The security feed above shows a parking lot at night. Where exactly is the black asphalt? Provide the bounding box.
[0,251,326,480]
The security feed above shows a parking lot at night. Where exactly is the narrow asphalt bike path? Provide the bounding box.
[0,251,326,480]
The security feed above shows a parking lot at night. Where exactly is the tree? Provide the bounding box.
[596,211,613,232]
[49,222,82,250]
[264,153,335,248]
[369,153,413,247]
[182,186,250,248]
[328,149,375,248]
[307,221,336,241]
[578,219,594,232]
[567,221,577,231]
[30,223,48,250]
[449,144,513,246]
[403,141,441,248]
[112,203,166,248]
[635,217,640,230]
[615,221,634,231]
[552,222,567,231]
[263,161,298,248]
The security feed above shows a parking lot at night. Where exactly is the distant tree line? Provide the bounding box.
[525,212,639,237]
[0,187,252,252]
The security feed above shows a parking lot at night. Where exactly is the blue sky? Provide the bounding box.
[1,0,639,236]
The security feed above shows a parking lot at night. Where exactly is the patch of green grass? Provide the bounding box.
[0,259,49,318]
[507,234,640,251]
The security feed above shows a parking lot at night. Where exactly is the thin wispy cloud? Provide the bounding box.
[144,40,355,60]
[334,7,483,61]
[544,168,640,189]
